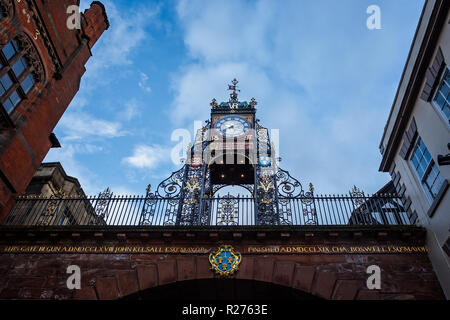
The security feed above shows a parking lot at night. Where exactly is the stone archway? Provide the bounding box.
[120,279,320,300]
[71,256,384,300]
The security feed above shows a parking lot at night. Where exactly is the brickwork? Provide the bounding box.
[0,1,108,220]
[0,229,445,300]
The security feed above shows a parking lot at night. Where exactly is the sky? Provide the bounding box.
[44,0,425,197]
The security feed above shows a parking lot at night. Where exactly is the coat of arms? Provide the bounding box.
[259,155,271,167]
[209,245,242,276]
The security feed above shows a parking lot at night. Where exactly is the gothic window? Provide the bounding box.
[0,36,42,115]
[410,136,445,204]
[0,0,13,22]
[432,67,450,125]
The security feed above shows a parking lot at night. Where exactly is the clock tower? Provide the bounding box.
[144,79,311,227]
[168,78,298,226]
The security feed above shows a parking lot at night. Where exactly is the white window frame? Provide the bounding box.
[409,136,445,205]
[431,66,450,128]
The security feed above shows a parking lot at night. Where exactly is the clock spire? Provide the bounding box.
[228,78,240,103]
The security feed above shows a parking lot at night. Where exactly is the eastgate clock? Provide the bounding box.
[214,115,251,138]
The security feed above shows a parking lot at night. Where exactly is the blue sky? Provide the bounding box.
[45,0,425,196]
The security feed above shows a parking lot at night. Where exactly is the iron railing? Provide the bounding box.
[2,193,410,226]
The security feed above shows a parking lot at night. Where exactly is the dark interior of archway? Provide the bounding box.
[121,279,320,300]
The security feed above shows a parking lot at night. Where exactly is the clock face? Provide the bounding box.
[214,116,251,138]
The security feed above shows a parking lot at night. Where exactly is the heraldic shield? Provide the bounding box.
[209,245,242,276]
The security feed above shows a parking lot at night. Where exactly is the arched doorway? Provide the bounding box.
[120,279,320,300]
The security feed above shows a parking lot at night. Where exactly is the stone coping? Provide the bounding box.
[0,225,425,242]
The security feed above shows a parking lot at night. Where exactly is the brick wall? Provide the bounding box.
[0,1,108,220]
[0,229,445,300]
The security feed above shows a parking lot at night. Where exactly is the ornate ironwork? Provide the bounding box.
[177,166,203,226]
[156,166,185,198]
[216,194,239,226]
[6,191,410,226]
[140,184,156,226]
[94,187,113,220]
[3,81,412,228]
[275,168,303,198]
[228,78,240,103]
[211,184,254,197]
[300,183,317,225]
[255,168,278,225]
[37,187,66,226]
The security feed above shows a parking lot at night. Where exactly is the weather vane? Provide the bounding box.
[228,78,240,103]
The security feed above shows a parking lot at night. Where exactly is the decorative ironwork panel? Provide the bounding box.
[177,165,203,226]
[275,168,303,198]
[94,188,113,220]
[37,188,66,226]
[255,166,279,225]
[156,166,185,198]
[300,184,318,225]
[216,195,239,225]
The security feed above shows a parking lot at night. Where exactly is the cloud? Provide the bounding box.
[138,72,152,93]
[58,112,128,141]
[170,0,422,194]
[117,99,142,122]
[122,144,171,169]
[80,0,158,80]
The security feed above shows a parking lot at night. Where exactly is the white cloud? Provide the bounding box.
[170,0,419,194]
[80,0,158,81]
[59,112,128,141]
[138,72,152,93]
[117,99,142,122]
[122,144,170,169]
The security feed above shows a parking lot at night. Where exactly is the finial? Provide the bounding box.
[250,97,258,107]
[309,183,314,194]
[228,78,240,103]
[210,98,218,108]
[146,184,151,194]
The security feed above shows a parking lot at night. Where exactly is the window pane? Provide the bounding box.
[431,172,444,197]
[416,162,425,179]
[423,148,432,164]
[11,57,27,77]
[411,152,420,169]
[435,93,446,109]
[441,82,450,99]
[2,99,13,113]
[444,103,450,120]
[426,167,438,186]
[0,73,12,93]
[21,74,35,93]
[418,139,427,153]
[8,90,20,107]
[2,42,16,60]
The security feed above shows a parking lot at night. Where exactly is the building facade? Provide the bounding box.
[0,1,108,221]
[379,0,450,298]
[4,162,105,226]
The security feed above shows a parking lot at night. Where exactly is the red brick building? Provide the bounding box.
[0,1,108,220]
